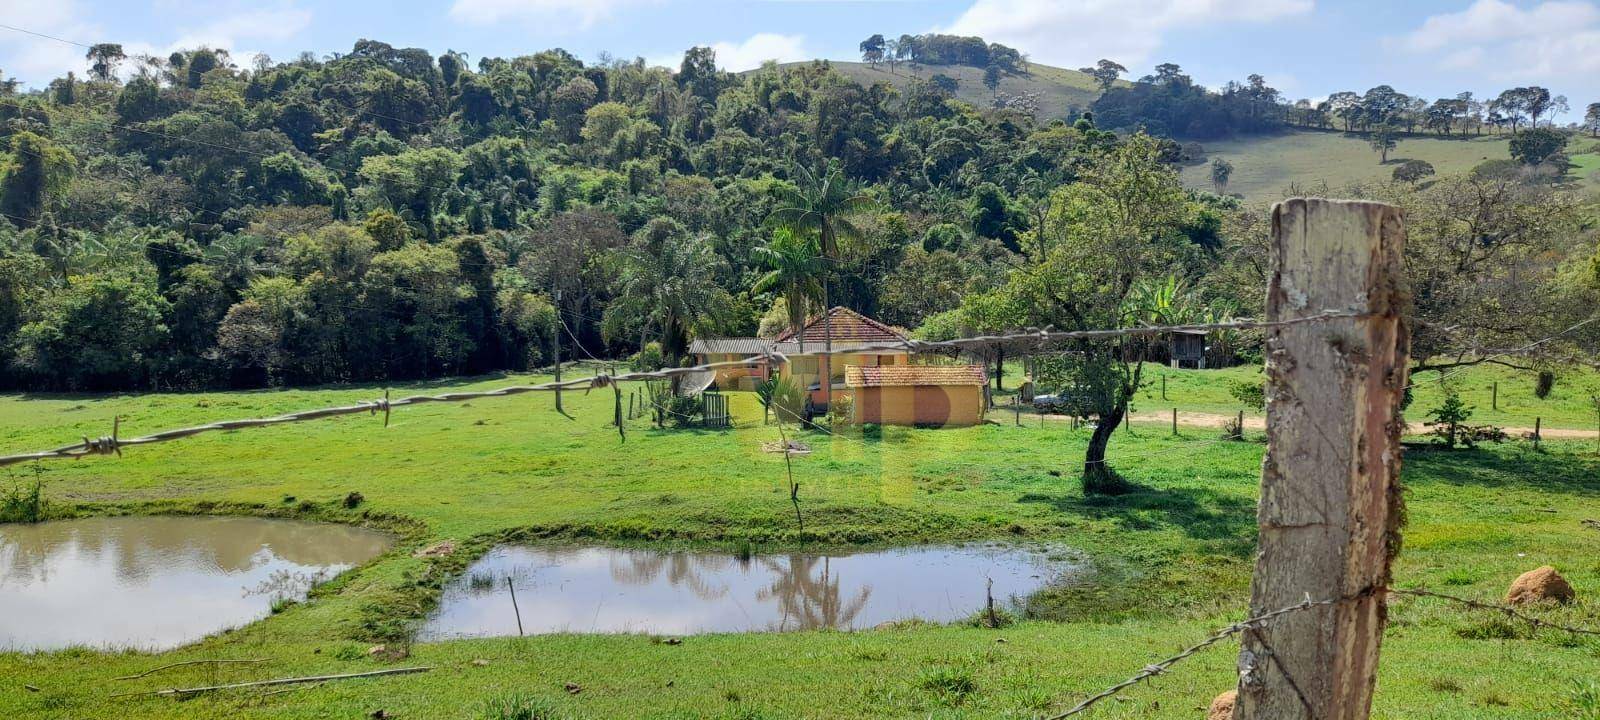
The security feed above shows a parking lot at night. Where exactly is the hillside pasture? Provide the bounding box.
[1178,129,1511,205]
[779,60,1109,121]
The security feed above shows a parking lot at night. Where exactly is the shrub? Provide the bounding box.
[1425,386,1473,448]
[630,342,666,372]
[827,394,854,425]
[1228,380,1266,410]
[1393,159,1435,183]
[0,480,44,523]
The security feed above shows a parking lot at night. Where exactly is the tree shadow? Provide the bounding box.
[1018,482,1258,555]
[1402,445,1600,495]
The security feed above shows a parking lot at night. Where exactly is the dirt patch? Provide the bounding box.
[413,540,457,558]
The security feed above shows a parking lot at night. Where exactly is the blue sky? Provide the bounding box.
[3,0,1598,118]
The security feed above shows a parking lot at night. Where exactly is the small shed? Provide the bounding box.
[844,365,988,427]
[1168,330,1207,369]
[688,337,773,390]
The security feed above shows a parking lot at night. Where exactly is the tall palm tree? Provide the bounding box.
[605,227,731,363]
[766,164,876,410]
[751,228,825,356]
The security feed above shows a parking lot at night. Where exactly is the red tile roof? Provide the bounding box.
[774,307,906,345]
[844,364,988,388]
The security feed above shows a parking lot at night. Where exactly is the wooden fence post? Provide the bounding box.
[1533,417,1541,451]
[1491,381,1498,411]
[1235,199,1410,720]
[1172,408,1178,436]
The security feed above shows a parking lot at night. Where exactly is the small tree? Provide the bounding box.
[983,64,1002,98]
[1424,386,1472,449]
[1210,158,1234,192]
[859,34,886,67]
[1078,59,1126,91]
[1369,125,1399,163]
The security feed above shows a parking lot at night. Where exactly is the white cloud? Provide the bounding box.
[1393,0,1600,81]
[0,1,312,85]
[943,0,1312,69]
[648,33,810,72]
[0,0,102,83]
[449,0,660,30]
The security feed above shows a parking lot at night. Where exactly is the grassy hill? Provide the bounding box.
[779,60,1108,121]
[1178,129,1512,205]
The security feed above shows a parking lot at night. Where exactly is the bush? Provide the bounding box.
[1425,386,1473,448]
[1393,159,1435,183]
[0,480,44,523]
[630,342,666,372]
[827,394,854,425]
[1227,380,1266,410]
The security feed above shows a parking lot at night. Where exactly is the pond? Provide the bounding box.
[419,543,1078,639]
[0,515,394,652]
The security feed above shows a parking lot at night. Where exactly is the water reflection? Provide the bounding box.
[421,544,1075,639]
[0,516,393,651]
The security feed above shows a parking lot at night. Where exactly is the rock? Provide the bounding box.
[471,659,490,667]
[564,682,582,694]
[1207,690,1237,720]
[369,711,387,719]
[366,645,387,657]
[413,540,456,558]
[1506,566,1574,605]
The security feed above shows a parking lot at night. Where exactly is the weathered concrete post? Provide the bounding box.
[1235,199,1410,720]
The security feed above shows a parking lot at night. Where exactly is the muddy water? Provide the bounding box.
[420,544,1077,639]
[0,516,393,651]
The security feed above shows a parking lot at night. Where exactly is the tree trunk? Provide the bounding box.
[820,277,832,414]
[993,346,1004,391]
[1082,400,1126,493]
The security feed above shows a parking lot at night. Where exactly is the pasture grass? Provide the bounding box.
[0,363,1597,718]
[778,60,1108,122]
[1177,129,1511,205]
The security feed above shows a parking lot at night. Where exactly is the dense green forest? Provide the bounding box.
[0,38,1596,396]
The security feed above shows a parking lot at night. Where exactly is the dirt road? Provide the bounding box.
[1127,410,1597,440]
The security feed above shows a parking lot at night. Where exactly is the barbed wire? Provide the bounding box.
[1046,593,1339,719]
[1394,587,1600,637]
[1041,584,1600,718]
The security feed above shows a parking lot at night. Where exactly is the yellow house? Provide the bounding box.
[772,307,914,407]
[845,364,988,427]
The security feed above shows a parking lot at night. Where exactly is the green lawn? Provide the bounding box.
[2,365,1599,719]
[1178,129,1511,206]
